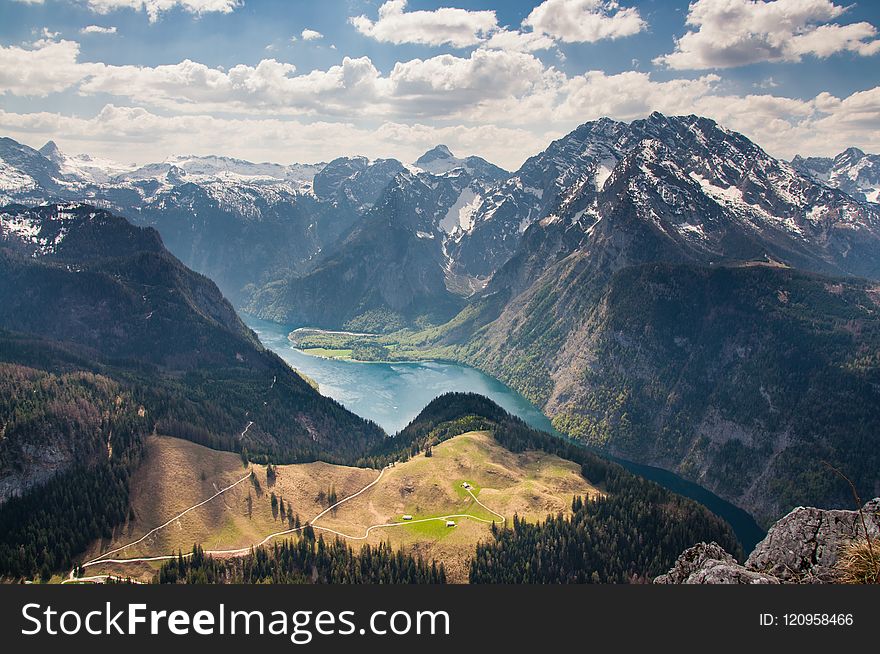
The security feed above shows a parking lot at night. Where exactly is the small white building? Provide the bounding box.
[462,482,472,490]
[446,520,456,527]
[402,515,413,521]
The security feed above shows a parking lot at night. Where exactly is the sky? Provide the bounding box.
[1,0,879,170]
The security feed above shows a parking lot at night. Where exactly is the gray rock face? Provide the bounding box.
[654,543,779,584]
[746,499,880,583]
[656,500,880,584]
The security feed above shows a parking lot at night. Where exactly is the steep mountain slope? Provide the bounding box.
[460,114,880,369]
[313,156,407,211]
[461,259,880,525]
[0,364,141,505]
[0,137,65,193]
[0,204,385,498]
[0,203,257,368]
[793,147,880,204]
[246,169,488,329]
[449,117,629,278]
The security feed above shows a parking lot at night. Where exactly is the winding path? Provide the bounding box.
[81,471,253,568]
[69,465,505,581]
[73,467,388,575]
[465,486,506,525]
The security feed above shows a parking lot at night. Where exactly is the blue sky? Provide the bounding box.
[1,0,879,168]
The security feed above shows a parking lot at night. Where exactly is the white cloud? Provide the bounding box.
[350,0,498,48]
[301,29,323,41]
[552,71,722,124]
[350,0,643,50]
[3,30,880,167]
[387,49,551,117]
[0,35,102,96]
[5,78,880,170]
[94,55,389,116]
[655,0,880,70]
[524,0,646,43]
[6,40,552,121]
[482,28,555,52]
[81,25,118,35]
[87,0,241,23]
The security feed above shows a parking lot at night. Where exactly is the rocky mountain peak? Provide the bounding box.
[166,165,187,185]
[415,145,455,165]
[838,146,867,163]
[794,146,879,204]
[38,140,63,163]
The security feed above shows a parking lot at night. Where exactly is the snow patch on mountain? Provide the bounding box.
[440,187,481,233]
[0,203,88,255]
[595,157,617,190]
[0,163,37,196]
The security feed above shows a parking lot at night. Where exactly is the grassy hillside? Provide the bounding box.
[84,432,597,583]
[80,394,742,584]
[81,435,377,581]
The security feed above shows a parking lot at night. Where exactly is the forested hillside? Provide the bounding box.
[462,262,880,525]
[155,540,446,585]
[0,204,384,579]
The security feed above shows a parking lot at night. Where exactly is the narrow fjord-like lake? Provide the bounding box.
[246,316,555,435]
[246,316,765,553]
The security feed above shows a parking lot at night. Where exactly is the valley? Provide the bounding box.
[248,316,554,434]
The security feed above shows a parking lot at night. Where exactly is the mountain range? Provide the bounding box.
[2,114,880,527]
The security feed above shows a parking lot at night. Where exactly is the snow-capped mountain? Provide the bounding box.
[0,139,438,303]
[412,145,509,183]
[4,117,880,327]
[38,140,138,185]
[313,156,408,212]
[792,147,880,204]
[0,137,66,193]
[450,113,880,285]
[245,164,494,327]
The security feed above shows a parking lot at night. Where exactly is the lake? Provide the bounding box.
[246,316,555,434]
[246,315,765,553]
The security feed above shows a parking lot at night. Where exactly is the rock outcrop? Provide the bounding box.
[656,499,880,584]
[654,542,779,584]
